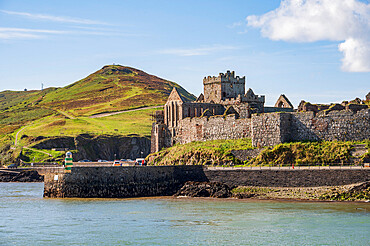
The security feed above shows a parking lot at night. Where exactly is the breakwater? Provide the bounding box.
[44,166,207,198]
[43,166,370,198]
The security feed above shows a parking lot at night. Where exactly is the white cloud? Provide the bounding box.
[160,45,238,56]
[339,38,370,72]
[1,10,109,25]
[247,0,370,72]
[0,27,66,39]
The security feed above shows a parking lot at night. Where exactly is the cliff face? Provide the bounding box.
[31,134,150,161]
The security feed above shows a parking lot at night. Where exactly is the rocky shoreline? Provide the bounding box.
[0,170,44,182]
[174,181,370,202]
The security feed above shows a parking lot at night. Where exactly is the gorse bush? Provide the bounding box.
[148,139,365,166]
[148,138,254,166]
[251,141,353,165]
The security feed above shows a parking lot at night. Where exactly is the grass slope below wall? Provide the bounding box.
[251,141,357,165]
[148,139,370,166]
[148,138,254,166]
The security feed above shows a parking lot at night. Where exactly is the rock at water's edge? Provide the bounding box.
[174,181,233,198]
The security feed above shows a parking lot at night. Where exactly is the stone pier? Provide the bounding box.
[44,166,370,198]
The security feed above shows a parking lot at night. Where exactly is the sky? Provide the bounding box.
[0,0,369,107]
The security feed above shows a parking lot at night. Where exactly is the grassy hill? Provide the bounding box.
[0,65,196,165]
[39,65,195,116]
[0,65,195,136]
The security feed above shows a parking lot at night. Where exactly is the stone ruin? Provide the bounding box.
[298,92,370,115]
[151,70,294,152]
[151,72,370,153]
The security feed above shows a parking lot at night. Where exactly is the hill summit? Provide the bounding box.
[40,65,196,116]
[0,65,196,134]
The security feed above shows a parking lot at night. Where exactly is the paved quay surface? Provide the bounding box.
[206,165,367,170]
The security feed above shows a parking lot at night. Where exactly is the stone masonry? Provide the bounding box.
[151,71,369,151]
[176,114,251,144]
[151,70,295,152]
[251,109,370,146]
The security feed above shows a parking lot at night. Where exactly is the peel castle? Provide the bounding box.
[151,71,370,153]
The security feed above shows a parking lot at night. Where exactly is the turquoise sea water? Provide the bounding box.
[0,183,369,246]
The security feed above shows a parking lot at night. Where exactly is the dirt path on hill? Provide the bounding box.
[56,109,76,119]
[89,105,163,118]
[23,147,52,157]
[14,126,28,146]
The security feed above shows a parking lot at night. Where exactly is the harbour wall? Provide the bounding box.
[44,166,370,198]
[44,166,207,198]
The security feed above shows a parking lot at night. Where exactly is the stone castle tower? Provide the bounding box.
[203,70,246,103]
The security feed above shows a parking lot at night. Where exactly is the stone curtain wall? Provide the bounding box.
[289,111,319,141]
[251,113,284,147]
[251,109,370,146]
[175,115,251,144]
[290,109,370,142]
[44,166,370,197]
[152,108,370,151]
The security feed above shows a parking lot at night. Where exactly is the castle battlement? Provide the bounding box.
[203,75,220,84]
[203,70,245,85]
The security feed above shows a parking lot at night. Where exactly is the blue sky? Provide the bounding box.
[0,0,369,106]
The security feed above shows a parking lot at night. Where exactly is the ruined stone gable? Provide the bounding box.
[275,94,294,108]
[167,87,184,102]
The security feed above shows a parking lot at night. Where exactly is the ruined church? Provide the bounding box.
[151,70,294,153]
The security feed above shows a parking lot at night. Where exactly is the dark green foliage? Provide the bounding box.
[148,138,254,166]
[251,141,353,165]
[0,141,14,165]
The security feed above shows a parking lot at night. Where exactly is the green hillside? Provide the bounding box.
[0,65,196,165]
[39,65,195,116]
[0,65,195,136]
